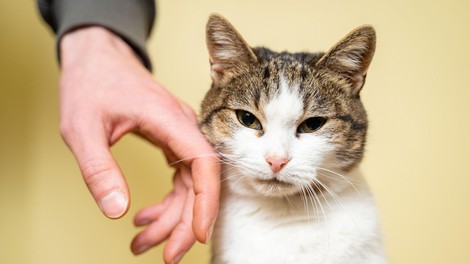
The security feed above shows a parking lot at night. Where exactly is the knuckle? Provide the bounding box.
[59,119,80,143]
[59,121,72,139]
[81,158,115,189]
[174,222,191,234]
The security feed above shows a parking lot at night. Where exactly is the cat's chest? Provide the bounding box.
[217,195,330,251]
[212,189,383,264]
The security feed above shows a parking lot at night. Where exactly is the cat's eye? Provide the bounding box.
[236,110,262,130]
[297,117,328,133]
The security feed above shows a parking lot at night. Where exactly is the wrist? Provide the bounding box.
[60,26,139,68]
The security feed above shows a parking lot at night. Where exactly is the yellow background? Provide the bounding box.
[1,0,469,263]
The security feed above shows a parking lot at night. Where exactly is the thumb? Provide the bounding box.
[61,122,130,219]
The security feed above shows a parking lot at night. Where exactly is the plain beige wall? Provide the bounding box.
[1,0,469,263]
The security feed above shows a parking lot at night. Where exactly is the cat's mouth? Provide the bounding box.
[255,177,293,187]
[247,176,300,197]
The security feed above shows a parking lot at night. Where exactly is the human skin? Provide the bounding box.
[59,26,220,264]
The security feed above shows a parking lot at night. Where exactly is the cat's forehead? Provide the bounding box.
[222,48,345,118]
[263,75,304,126]
[255,60,327,116]
[227,67,319,117]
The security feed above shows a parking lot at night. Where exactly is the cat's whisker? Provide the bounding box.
[304,185,319,221]
[235,163,266,177]
[283,194,296,209]
[220,165,238,174]
[306,184,327,222]
[168,153,222,167]
[315,187,328,222]
[217,155,236,162]
[217,153,236,160]
[312,178,345,207]
[316,169,361,184]
[219,172,248,184]
[218,153,265,175]
[311,180,333,211]
[215,154,236,161]
[218,160,238,167]
[298,185,311,222]
[317,167,360,183]
[317,172,361,186]
[317,167,362,194]
[230,174,251,187]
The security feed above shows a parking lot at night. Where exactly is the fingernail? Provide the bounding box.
[136,218,152,226]
[135,245,150,255]
[205,222,215,244]
[99,190,127,218]
[172,252,185,264]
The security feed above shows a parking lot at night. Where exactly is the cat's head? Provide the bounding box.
[200,14,376,197]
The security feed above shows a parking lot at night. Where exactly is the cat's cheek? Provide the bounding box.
[294,134,333,164]
[229,129,266,163]
[219,128,262,193]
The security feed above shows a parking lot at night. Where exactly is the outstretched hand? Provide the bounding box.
[60,26,220,263]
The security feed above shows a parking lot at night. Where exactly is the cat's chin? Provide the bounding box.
[249,178,301,197]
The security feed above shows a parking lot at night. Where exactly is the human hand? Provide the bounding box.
[59,26,220,263]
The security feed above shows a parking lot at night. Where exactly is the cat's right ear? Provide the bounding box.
[206,14,258,84]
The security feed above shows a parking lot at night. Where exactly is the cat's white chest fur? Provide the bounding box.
[211,170,387,264]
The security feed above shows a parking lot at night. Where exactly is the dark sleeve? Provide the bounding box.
[37,0,156,70]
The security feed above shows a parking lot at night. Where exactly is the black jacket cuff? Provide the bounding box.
[38,0,156,70]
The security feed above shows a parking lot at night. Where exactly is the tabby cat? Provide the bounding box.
[200,14,387,264]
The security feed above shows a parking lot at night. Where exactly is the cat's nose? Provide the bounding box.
[266,156,289,173]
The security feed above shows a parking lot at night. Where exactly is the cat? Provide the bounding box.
[199,14,387,264]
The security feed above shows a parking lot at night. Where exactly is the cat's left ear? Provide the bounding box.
[316,25,376,95]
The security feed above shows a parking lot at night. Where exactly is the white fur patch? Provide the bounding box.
[262,75,303,158]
